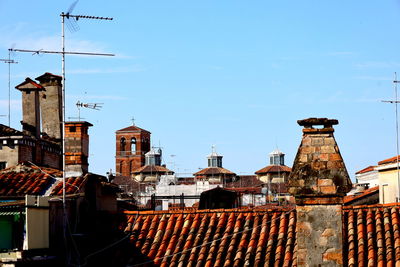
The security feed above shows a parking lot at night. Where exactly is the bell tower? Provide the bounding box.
[115,123,151,177]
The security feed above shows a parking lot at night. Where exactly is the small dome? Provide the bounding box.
[269,149,284,156]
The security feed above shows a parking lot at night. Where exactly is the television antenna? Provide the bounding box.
[68,100,103,121]
[382,72,400,202]
[0,49,18,127]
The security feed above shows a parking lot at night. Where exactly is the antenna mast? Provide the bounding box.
[382,72,400,202]
[0,51,18,127]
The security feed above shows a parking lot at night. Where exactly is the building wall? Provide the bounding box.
[356,170,379,187]
[258,173,288,183]
[378,168,399,204]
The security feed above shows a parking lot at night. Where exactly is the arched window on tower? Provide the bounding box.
[131,137,137,154]
[120,137,126,155]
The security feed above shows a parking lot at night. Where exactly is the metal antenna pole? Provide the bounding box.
[395,72,400,202]
[62,12,66,209]
[382,72,400,202]
[0,54,18,127]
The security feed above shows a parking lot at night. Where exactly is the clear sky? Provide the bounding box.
[0,0,399,180]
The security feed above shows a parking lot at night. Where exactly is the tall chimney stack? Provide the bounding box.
[35,72,62,142]
[288,118,352,266]
[15,78,45,138]
[65,121,93,177]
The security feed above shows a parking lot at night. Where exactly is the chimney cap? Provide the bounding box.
[35,72,62,83]
[297,118,338,128]
[15,78,45,91]
[65,121,93,127]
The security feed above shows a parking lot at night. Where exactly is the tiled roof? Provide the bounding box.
[0,124,23,136]
[122,208,297,267]
[378,155,400,165]
[344,186,379,205]
[225,175,263,188]
[355,165,376,174]
[51,176,87,196]
[0,171,54,196]
[15,77,45,91]
[116,125,150,133]
[0,164,87,197]
[255,165,292,175]
[132,165,173,174]
[343,204,400,266]
[194,167,236,176]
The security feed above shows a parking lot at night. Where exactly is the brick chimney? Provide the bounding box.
[35,72,62,142]
[65,121,92,177]
[288,118,352,266]
[15,78,45,138]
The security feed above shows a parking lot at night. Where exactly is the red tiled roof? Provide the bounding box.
[344,186,379,204]
[116,125,150,133]
[0,124,23,136]
[51,176,87,196]
[255,165,291,175]
[0,172,53,196]
[343,204,400,266]
[122,208,297,267]
[15,78,45,91]
[378,155,400,165]
[194,167,236,176]
[225,175,263,188]
[132,165,173,174]
[355,165,376,174]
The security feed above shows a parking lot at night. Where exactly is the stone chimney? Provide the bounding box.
[288,118,352,266]
[65,121,92,177]
[35,72,62,141]
[15,78,45,138]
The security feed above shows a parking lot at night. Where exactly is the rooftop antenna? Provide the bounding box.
[0,48,18,127]
[68,100,103,121]
[382,72,400,203]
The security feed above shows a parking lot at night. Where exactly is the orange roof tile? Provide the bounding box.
[355,165,376,174]
[121,207,296,266]
[194,167,236,176]
[344,186,379,204]
[255,165,291,175]
[131,165,173,174]
[378,155,400,165]
[116,125,150,133]
[343,205,400,266]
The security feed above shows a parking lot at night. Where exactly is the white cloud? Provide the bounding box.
[355,61,400,69]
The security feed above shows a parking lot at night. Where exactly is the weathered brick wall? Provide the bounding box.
[115,129,150,177]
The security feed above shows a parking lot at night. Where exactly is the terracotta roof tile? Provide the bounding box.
[132,165,173,174]
[116,125,150,133]
[122,208,296,266]
[355,165,376,174]
[255,165,292,175]
[343,205,400,266]
[344,186,379,204]
[194,167,236,176]
[378,155,400,165]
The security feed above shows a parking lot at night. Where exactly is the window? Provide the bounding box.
[0,162,6,170]
[120,137,126,154]
[131,138,137,153]
[69,126,76,132]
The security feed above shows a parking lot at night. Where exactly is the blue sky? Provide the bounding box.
[0,0,399,180]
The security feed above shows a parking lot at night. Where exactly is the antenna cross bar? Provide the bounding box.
[10,48,114,57]
[63,13,113,21]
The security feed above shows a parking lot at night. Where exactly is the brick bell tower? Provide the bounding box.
[115,123,151,177]
[288,118,352,266]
